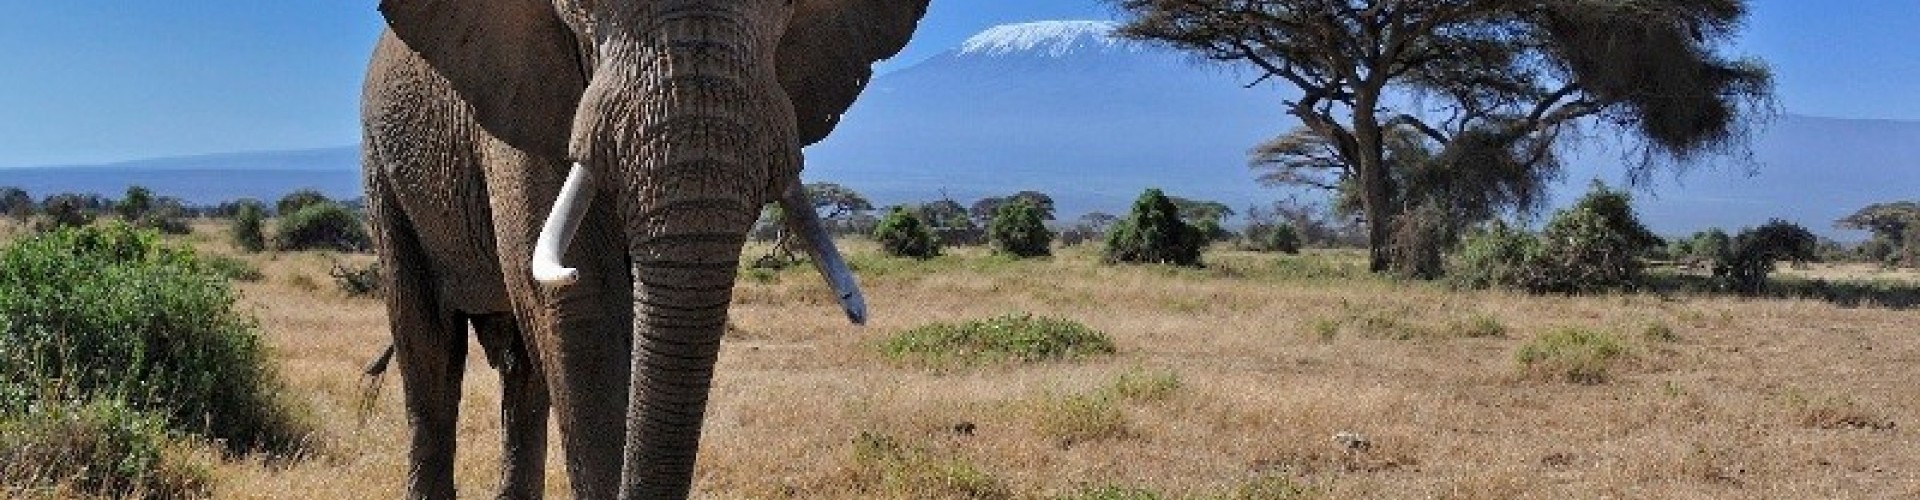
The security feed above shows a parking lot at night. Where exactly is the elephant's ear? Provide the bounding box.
[378,0,585,154]
[779,0,932,146]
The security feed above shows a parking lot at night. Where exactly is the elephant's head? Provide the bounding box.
[377,0,926,495]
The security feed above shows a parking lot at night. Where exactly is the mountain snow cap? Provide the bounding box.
[958,20,1131,58]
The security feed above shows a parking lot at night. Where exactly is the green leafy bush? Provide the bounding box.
[987,199,1054,257]
[0,224,311,452]
[1526,207,1646,294]
[274,201,370,252]
[229,201,267,252]
[275,189,330,216]
[1447,221,1540,290]
[0,400,212,499]
[1103,189,1203,266]
[881,313,1114,367]
[872,206,941,259]
[1715,219,1818,295]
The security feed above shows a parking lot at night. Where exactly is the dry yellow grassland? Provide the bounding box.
[11,221,1916,498]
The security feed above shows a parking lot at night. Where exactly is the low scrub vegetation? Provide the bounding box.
[1515,327,1628,384]
[0,224,311,497]
[850,431,1010,499]
[274,201,370,252]
[881,313,1115,367]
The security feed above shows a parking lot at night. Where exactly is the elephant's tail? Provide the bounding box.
[356,343,395,425]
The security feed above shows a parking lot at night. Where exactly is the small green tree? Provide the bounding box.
[873,207,940,259]
[1527,207,1645,294]
[276,189,330,216]
[274,201,371,252]
[988,199,1054,257]
[230,202,267,252]
[1103,188,1203,266]
[1715,220,1817,295]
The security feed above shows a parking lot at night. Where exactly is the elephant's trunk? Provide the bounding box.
[568,1,797,497]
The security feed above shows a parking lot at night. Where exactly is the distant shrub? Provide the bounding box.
[229,201,267,252]
[276,189,330,216]
[35,193,98,232]
[1448,221,1540,290]
[331,261,383,297]
[274,201,370,252]
[0,400,212,499]
[1103,189,1203,267]
[0,224,311,453]
[1388,202,1454,279]
[873,207,940,259]
[116,186,155,221]
[1526,207,1646,294]
[1243,221,1302,254]
[881,313,1114,367]
[1516,327,1627,384]
[987,199,1053,257]
[1714,219,1818,295]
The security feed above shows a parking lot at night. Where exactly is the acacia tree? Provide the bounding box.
[1115,0,1774,272]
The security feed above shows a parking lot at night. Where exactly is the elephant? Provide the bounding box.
[358,0,928,498]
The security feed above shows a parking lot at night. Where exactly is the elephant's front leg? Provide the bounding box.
[481,141,636,499]
[473,315,550,500]
[368,175,470,500]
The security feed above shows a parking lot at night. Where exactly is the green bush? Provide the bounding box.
[274,201,370,252]
[1526,207,1646,294]
[881,313,1114,367]
[229,202,267,252]
[872,206,940,259]
[1244,221,1302,254]
[35,193,98,232]
[0,224,311,453]
[1103,189,1203,266]
[275,189,330,216]
[988,199,1054,257]
[116,186,154,222]
[1715,219,1818,295]
[0,399,212,499]
[1447,221,1540,290]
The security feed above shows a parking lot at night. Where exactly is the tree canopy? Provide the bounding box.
[1115,0,1774,272]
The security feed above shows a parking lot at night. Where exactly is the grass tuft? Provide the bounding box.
[1059,484,1164,500]
[1515,327,1628,384]
[882,313,1115,367]
[850,431,1011,499]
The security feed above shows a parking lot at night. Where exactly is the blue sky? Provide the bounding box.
[0,1,1914,168]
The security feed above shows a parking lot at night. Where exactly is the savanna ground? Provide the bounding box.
[12,220,1917,498]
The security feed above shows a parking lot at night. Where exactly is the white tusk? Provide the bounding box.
[532,163,596,285]
[780,182,868,325]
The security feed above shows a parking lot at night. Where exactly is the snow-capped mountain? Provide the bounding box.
[804,20,1295,221]
[956,20,1135,58]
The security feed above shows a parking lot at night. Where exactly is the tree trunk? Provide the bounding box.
[1352,99,1394,273]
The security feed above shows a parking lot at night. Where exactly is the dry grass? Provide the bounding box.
[13,223,1917,498]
